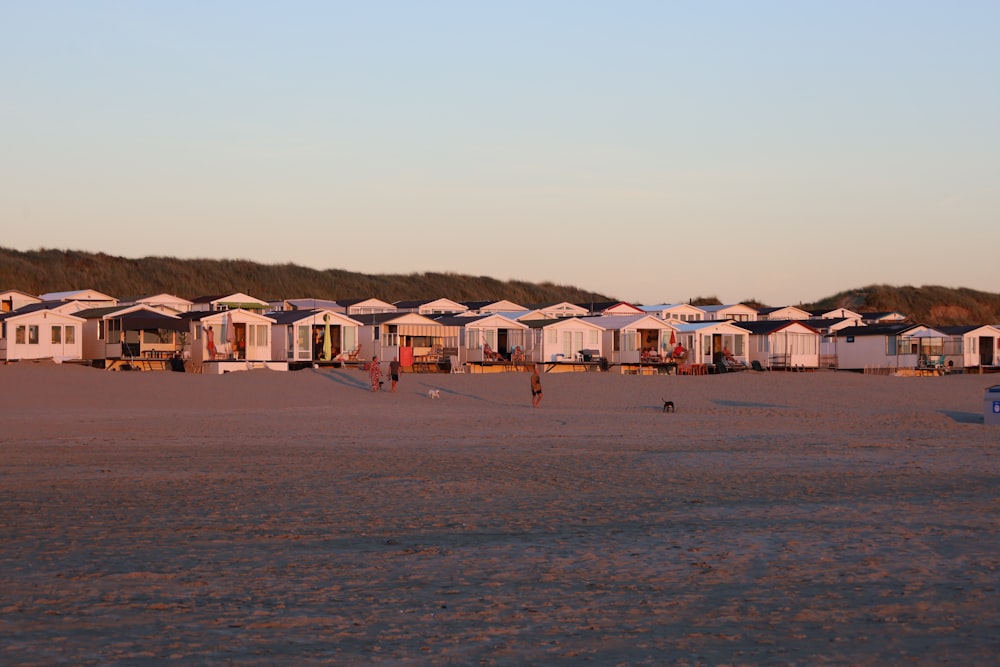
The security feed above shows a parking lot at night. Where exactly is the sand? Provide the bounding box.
[1,362,998,666]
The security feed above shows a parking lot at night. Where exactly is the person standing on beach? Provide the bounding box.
[204,325,217,360]
[530,365,543,408]
[389,356,400,392]
[369,355,382,392]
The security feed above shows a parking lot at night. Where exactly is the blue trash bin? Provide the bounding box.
[986,385,1000,426]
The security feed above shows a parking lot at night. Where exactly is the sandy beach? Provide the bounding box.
[2,363,998,666]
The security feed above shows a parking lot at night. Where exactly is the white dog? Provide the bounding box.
[427,389,441,399]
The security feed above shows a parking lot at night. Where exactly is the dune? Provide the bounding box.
[1,363,998,665]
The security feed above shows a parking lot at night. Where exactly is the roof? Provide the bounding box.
[282,298,342,310]
[71,306,188,331]
[0,303,86,322]
[581,314,673,329]
[432,314,488,326]
[734,320,820,335]
[833,323,919,337]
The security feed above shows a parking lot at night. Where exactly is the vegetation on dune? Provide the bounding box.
[0,247,610,306]
[809,284,1000,327]
[2,248,997,326]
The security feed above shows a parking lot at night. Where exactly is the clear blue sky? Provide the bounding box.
[3,1,997,305]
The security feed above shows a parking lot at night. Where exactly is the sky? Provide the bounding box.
[2,1,998,306]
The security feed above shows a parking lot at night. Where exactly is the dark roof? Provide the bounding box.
[351,312,414,326]
[833,323,918,337]
[432,314,488,327]
[393,299,432,309]
[71,306,188,332]
[268,310,321,325]
[936,325,980,335]
[575,301,638,313]
[523,318,564,329]
[3,301,68,316]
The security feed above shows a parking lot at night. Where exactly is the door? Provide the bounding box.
[981,337,995,366]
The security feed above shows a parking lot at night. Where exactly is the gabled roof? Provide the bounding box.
[461,299,528,313]
[351,311,440,326]
[191,292,268,306]
[38,289,116,302]
[180,309,276,323]
[734,320,820,335]
[523,316,605,331]
[0,302,86,322]
[268,309,361,326]
[580,314,675,330]
[937,324,1000,335]
[3,301,70,316]
[576,301,643,315]
[674,320,750,333]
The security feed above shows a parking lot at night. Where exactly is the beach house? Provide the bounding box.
[354,312,455,371]
[735,320,822,370]
[757,306,812,321]
[673,321,751,372]
[38,289,118,308]
[183,309,276,366]
[829,323,946,372]
[190,292,270,314]
[1,289,41,313]
[697,304,759,322]
[0,303,85,362]
[268,309,362,368]
[74,304,189,368]
[936,325,1000,371]
[461,299,528,315]
[435,313,533,369]
[393,298,468,316]
[580,314,677,366]
[639,303,705,323]
[524,317,605,368]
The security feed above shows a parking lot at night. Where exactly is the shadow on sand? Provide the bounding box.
[313,368,371,391]
[939,410,985,424]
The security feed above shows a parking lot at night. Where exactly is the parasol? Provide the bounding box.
[323,314,332,361]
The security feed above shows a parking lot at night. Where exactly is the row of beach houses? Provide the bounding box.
[2,288,998,375]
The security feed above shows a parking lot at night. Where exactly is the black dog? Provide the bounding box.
[662,399,675,413]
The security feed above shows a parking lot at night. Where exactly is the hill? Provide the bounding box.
[806,284,1000,327]
[0,247,611,306]
[2,248,997,325]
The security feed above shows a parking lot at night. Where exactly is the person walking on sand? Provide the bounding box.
[530,364,543,408]
[369,355,382,392]
[389,356,400,392]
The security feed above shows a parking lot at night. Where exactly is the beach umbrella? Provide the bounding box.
[669,328,677,346]
[323,314,332,361]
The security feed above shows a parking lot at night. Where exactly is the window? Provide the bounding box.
[28,325,39,344]
[52,326,62,344]
[547,328,557,344]
[16,325,25,344]
[588,330,598,345]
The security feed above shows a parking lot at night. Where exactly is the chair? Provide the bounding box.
[346,345,361,362]
[449,355,465,373]
[751,360,766,372]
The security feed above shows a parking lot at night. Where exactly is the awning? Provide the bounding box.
[116,313,189,332]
